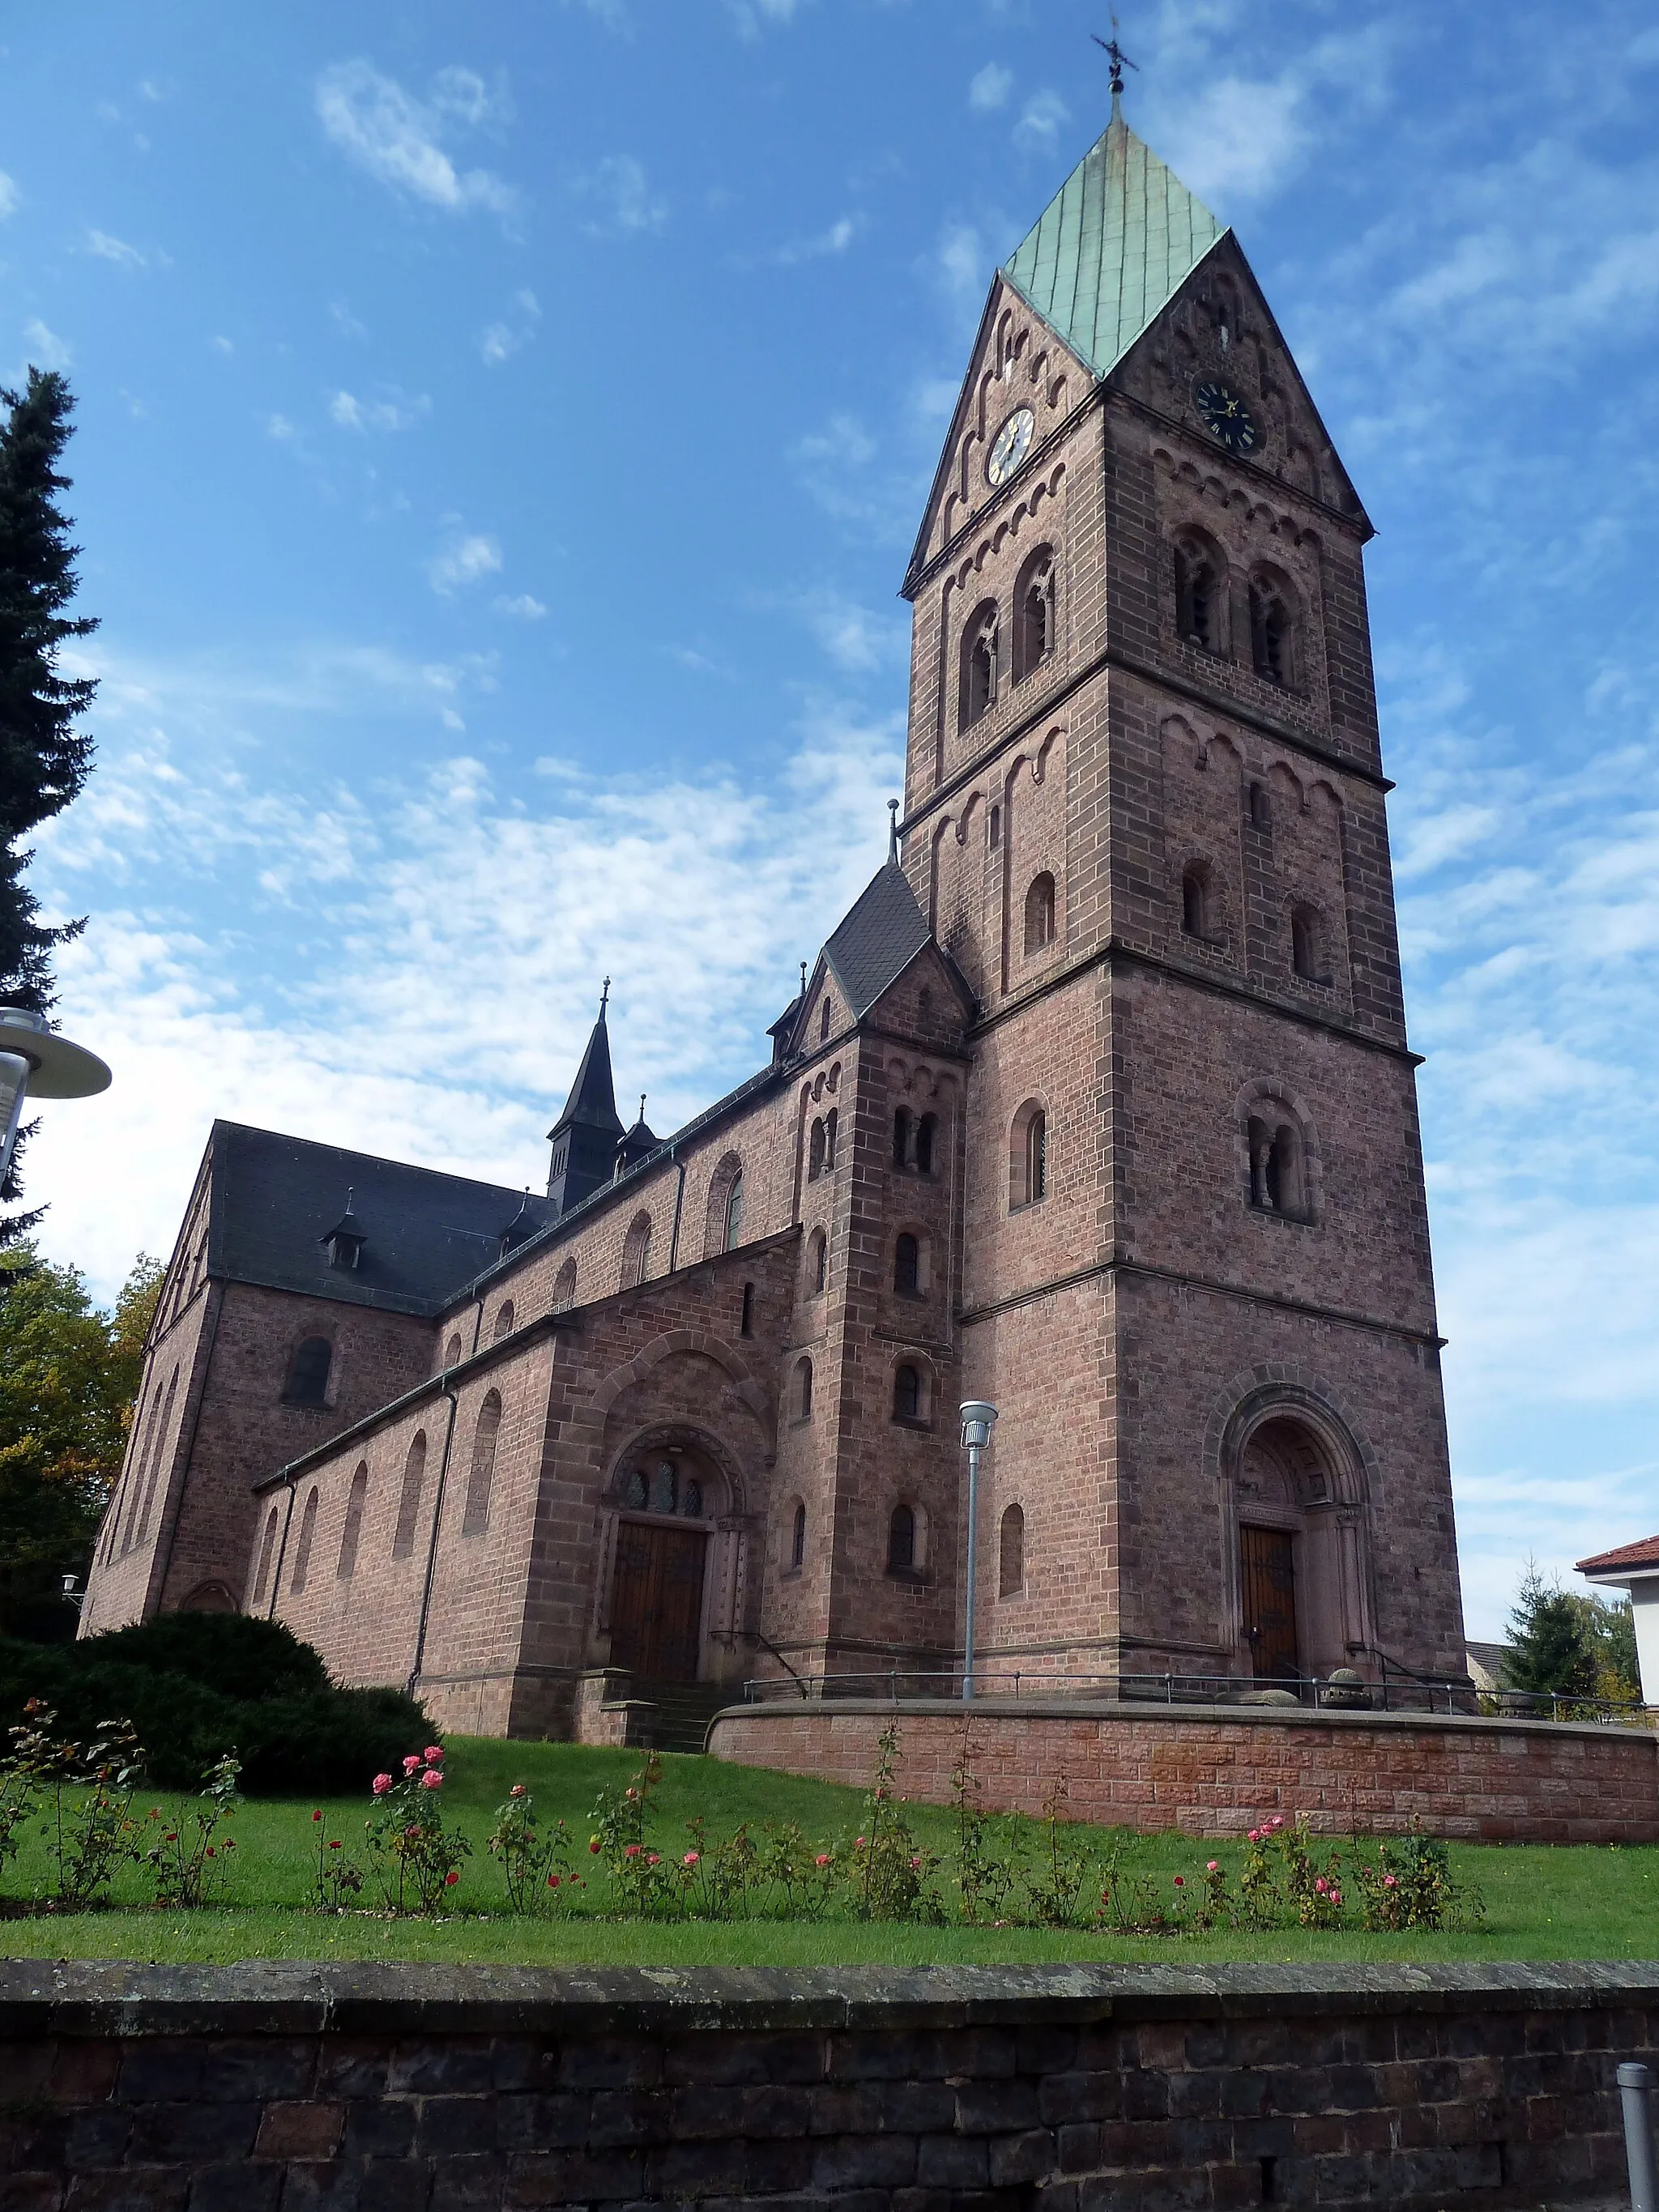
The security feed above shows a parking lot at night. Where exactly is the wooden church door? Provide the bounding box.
[609,1521,706,1682]
[1240,1526,1299,1682]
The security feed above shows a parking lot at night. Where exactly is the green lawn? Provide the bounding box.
[2,1734,1656,1966]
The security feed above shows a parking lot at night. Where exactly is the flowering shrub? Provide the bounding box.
[364,1743,470,1913]
[309,1804,364,1911]
[140,1753,242,1909]
[1350,1822,1469,1931]
[589,1753,677,1916]
[846,1725,941,1923]
[487,1783,578,1913]
[15,1707,147,1910]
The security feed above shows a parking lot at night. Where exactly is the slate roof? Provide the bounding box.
[548,1007,622,1140]
[205,1120,552,1319]
[822,863,935,1021]
[1578,1535,1659,1577]
[1001,100,1226,383]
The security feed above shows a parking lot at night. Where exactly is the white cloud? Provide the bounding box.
[329,387,429,433]
[85,228,146,267]
[969,63,1013,113]
[25,651,900,1306]
[477,288,540,365]
[933,222,986,306]
[574,154,665,235]
[0,173,21,220]
[22,318,71,369]
[797,591,895,672]
[493,594,547,620]
[426,532,503,594]
[1013,89,1068,152]
[315,59,517,219]
[750,215,859,269]
[726,0,804,34]
[265,414,296,441]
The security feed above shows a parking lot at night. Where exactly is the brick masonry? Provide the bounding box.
[79,148,1473,1737]
[0,1960,1653,2210]
[706,1701,1659,1847]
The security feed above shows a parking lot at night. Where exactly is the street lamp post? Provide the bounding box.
[958,1400,998,1701]
[0,1007,112,1193]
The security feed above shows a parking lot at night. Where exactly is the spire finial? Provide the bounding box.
[1091,18,1137,115]
[800,959,808,998]
[887,797,900,863]
[599,976,611,1015]
[346,1187,353,1210]
[639,1093,647,1123]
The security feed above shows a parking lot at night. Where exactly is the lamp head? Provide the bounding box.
[959,1400,998,1449]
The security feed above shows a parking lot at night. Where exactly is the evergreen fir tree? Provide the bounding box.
[0,367,98,1237]
[1502,1561,1598,1701]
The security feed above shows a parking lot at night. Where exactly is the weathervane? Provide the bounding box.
[1091,17,1139,103]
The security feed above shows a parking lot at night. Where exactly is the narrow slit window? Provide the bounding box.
[1023,872,1056,954]
[1000,1502,1025,1596]
[888,1504,916,1573]
[337,1464,368,1579]
[893,1233,920,1296]
[915,1114,936,1176]
[893,1364,922,1421]
[791,1502,806,1571]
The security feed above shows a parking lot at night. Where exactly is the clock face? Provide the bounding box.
[1192,380,1260,455]
[986,407,1035,486]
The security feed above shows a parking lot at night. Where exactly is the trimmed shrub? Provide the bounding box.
[0,1617,429,1795]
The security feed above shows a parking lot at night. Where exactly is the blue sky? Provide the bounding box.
[5,0,1658,1638]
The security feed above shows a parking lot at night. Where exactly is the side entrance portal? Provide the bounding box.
[1240,1525,1299,1682]
[609,1521,706,1682]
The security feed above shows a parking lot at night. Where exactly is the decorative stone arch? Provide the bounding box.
[1171,521,1230,654]
[178,1579,238,1614]
[1203,1369,1381,1681]
[600,1419,752,1524]
[592,1418,759,1677]
[590,1327,772,1438]
[1234,1072,1324,1225]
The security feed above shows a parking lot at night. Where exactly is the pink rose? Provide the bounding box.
[1206,1861,1219,1873]
[647,1854,660,1866]
[625,1843,641,1859]
[510,1784,527,1799]
[424,1746,444,1764]
[373,1774,394,1795]
[815,1854,830,1868]
[683,1852,700,1865]
[420,1770,442,1791]
[403,1754,422,1774]
[1384,1874,1397,1889]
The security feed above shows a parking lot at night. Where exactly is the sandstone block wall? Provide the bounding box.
[707,1701,1659,1846]
[2,1960,1654,2212]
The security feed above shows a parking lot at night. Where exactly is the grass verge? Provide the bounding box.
[2,1735,1655,1967]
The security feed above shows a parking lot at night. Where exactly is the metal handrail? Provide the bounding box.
[738,1666,1652,1725]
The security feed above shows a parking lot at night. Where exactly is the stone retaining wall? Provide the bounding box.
[1,1961,1655,2210]
[706,1698,1659,1844]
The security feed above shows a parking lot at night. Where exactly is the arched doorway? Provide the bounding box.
[1230,1407,1373,1684]
[607,1442,723,1684]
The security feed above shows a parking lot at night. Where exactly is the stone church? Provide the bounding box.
[79,100,1469,1738]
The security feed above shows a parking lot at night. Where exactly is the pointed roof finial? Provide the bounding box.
[887,797,900,863]
[599,976,611,1016]
[638,1093,647,1123]
[1091,18,1138,116]
[799,959,808,998]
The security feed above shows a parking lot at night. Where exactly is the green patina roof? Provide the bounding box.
[1001,100,1226,380]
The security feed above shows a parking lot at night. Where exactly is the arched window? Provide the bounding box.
[1023,872,1056,955]
[1181,863,1213,940]
[621,1212,652,1289]
[337,1464,368,1579]
[893,1233,920,1296]
[1290,904,1321,982]
[392,1430,429,1560]
[888,1503,916,1573]
[493,1300,515,1343]
[820,995,832,1041]
[553,1257,578,1310]
[790,1501,806,1572]
[462,1391,502,1537]
[252,1506,279,1606]
[134,1364,179,1546]
[893,1363,922,1422]
[1013,546,1055,681]
[1247,1112,1309,1221]
[1247,780,1272,833]
[442,1332,463,1370]
[1174,535,1220,650]
[959,599,999,729]
[824,1108,838,1169]
[291,1487,319,1594]
[1000,1502,1025,1597]
[723,1172,744,1252]
[741,1280,755,1336]
[1250,572,1296,686]
[286,1336,332,1407]
[915,1113,936,1176]
[1011,1101,1048,1209]
[893,1106,911,1167]
[809,1230,827,1295]
[808,1118,825,1180]
[795,1357,814,1420]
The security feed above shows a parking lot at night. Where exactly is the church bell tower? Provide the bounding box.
[897,87,1467,1687]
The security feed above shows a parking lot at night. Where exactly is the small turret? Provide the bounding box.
[546,982,626,1219]
[614,1094,659,1179]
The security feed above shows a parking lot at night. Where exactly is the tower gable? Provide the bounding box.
[1111,232,1368,527]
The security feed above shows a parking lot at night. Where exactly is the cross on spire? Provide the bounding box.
[1090,19,1138,106]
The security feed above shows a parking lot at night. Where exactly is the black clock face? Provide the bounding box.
[1193,380,1260,455]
